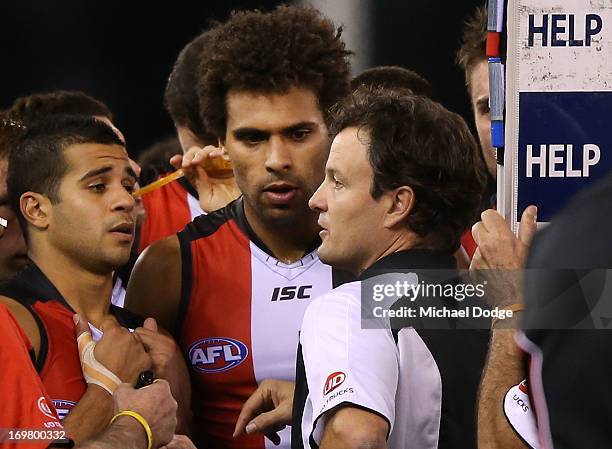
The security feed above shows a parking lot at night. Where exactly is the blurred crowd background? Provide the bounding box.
[0,0,482,156]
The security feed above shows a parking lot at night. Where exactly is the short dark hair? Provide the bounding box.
[7,90,113,124]
[351,66,434,98]
[330,87,487,253]
[137,137,182,185]
[8,115,124,238]
[198,5,352,139]
[0,114,26,161]
[457,4,487,93]
[164,33,217,146]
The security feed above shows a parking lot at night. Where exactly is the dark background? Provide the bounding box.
[0,0,483,158]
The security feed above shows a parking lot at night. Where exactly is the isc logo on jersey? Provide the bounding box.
[188,337,248,373]
[52,400,76,420]
[270,285,312,302]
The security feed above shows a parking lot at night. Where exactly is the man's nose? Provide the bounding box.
[265,136,292,172]
[112,186,136,213]
[309,181,327,212]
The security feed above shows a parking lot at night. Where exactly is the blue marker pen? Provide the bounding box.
[488,57,505,148]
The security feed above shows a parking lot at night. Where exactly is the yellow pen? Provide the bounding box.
[132,157,233,197]
[133,169,185,198]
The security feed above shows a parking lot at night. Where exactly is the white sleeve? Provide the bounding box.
[300,289,399,445]
[504,380,539,449]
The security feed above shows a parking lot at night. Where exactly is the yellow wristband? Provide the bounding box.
[110,410,152,449]
[491,303,525,328]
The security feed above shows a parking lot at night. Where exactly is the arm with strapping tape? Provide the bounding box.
[63,315,152,444]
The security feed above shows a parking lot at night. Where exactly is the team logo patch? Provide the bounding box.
[324,371,346,395]
[504,380,538,448]
[38,396,56,419]
[270,285,313,301]
[188,337,249,373]
[52,400,76,420]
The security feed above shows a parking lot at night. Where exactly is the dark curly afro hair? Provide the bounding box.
[197,5,352,140]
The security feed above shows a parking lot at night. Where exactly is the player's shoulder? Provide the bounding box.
[310,280,361,306]
[0,295,40,354]
[0,299,25,329]
[133,233,182,280]
[126,234,182,327]
[130,233,182,283]
[304,281,362,327]
[0,294,31,316]
[140,233,181,262]
[180,198,241,242]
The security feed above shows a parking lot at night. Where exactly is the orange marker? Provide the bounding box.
[133,158,233,197]
[133,169,185,197]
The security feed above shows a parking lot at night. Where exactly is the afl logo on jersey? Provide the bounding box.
[188,337,249,373]
[52,400,76,420]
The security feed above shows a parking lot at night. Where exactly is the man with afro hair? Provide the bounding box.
[126,5,352,449]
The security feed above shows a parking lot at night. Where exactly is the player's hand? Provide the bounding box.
[79,316,152,385]
[233,379,295,446]
[470,206,537,308]
[159,435,198,449]
[471,206,537,270]
[113,380,177,449]
[170,145,240,213]
[134,318,189,400]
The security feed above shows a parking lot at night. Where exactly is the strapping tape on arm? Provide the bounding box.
[77,331,122,395]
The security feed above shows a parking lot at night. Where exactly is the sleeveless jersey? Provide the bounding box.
[0,302,64,449]
[0,264,143,420]
[139,177,204,252]
[176,198,351,449]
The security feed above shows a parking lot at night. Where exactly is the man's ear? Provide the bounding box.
[20,192,52,232]
[383,186,415,229]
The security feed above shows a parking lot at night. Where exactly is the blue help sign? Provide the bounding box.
[504,3,612,227]
[517,92,612,221]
